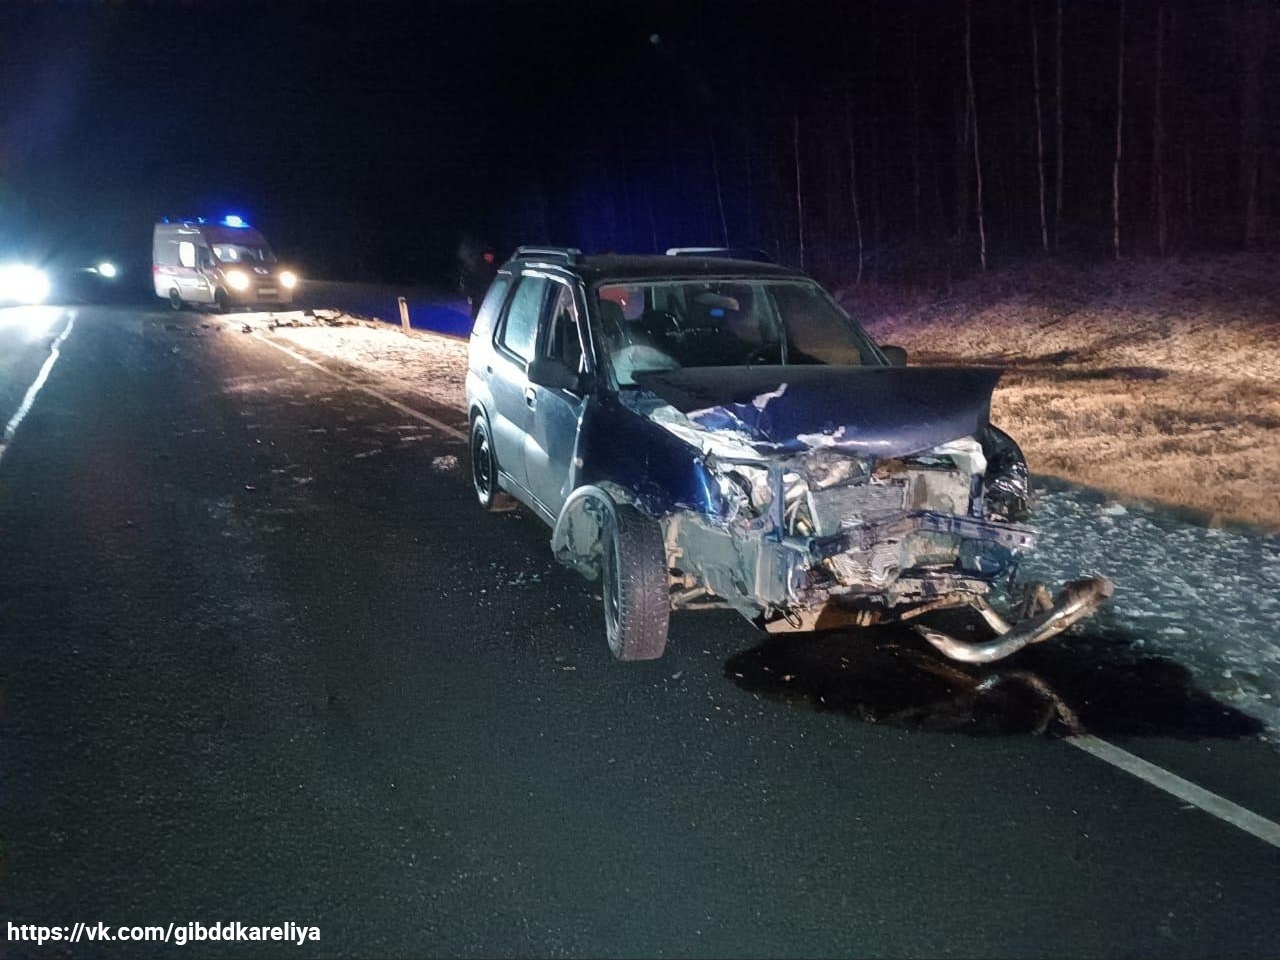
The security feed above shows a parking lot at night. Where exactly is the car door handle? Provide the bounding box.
[485,365,493,375]
[524,387,537,409]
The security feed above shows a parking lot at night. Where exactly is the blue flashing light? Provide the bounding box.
[222,214,248,228]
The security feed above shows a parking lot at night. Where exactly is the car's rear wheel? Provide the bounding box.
[168,288,183,311]
[469,415,517,512]
[601,504,670,661]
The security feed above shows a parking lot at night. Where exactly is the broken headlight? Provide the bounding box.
[979,425,1030,521]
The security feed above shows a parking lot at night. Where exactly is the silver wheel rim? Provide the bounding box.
[472,428,493,501]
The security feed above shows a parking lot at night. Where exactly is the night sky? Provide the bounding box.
[0,0,1272,286]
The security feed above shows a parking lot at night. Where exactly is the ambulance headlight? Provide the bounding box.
[97,261,118,279]
[0,264,51,305]
[278,270,298,290]
[226,270,251,292]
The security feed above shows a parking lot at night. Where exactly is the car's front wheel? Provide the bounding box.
[469,415,517,512]
[601,504,670,661]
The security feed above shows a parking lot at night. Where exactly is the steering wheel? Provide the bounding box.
[641,309,682,338]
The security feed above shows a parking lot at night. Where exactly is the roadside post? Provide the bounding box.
[398,296,411,333]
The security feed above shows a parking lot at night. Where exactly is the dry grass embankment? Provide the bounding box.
[843,253,1280,531]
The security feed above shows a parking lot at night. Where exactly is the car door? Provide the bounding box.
[524,278,589,519]
[193,245,217,303]
[488,274,552,497]
[175,240,212,303]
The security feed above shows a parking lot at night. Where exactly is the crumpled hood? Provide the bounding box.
[632,365,1002,458]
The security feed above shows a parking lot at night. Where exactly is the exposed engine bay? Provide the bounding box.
[626,367,1112,663]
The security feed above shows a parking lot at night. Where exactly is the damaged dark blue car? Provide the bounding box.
[466,247,1111,663]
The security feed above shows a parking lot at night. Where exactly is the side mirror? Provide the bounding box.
[881,344,908,367]
[527,357,583,393]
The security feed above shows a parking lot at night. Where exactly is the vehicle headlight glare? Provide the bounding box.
[0,264,51,305]
[226,270,250,292]
[97,261,118,279]
[279,270,298,290]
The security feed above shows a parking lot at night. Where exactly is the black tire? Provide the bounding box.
[601,504,670,661]
[214,288,231,313]
[469,415,517,512]
[168,288,183,311]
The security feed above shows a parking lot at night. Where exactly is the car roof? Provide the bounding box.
[504,252,804,285]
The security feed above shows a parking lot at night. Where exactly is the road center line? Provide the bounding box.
[240,324,1280,852]
[0,311,76,467]
[1068,734,1280,850]
[244,329,467,440]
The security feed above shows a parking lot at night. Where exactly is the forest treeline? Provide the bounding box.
[496,0,1277,287]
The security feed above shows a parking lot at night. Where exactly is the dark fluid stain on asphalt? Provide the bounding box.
[727,614,1263,740]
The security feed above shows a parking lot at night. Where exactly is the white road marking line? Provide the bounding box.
[0,311,76,467]
[244,330,467,441]
[1068,734,1280,850]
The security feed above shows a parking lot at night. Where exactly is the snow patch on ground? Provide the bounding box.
[236,311,469,412]
[1022,484,1280,736]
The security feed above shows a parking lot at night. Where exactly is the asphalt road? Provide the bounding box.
[1,305,1278,959]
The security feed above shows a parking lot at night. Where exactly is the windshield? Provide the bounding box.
[594,279,885,387]
[212,243,276,264]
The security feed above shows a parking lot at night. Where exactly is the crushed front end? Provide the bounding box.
[635,369,1112,663]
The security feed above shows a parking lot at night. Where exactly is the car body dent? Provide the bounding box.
[551,380,1035,624]
[575,396,720,518]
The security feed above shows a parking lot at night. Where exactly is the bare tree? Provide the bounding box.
[793,112,806,271]
[1239,0,1270,247]
[964,0,988,270]
[1184,145,1194,237]
[845,101,865,285]
[710,132,729,246]
[910,29,922,237]
[1054,0,1064,250]
[954,86,971,241]
[1152,1,1167,255]
[1112,0,1126,260]
[1031,3,1049,252]
[739,76,756,246]
[646,190,659,253]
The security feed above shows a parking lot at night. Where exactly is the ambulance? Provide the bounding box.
[153,216,297,310]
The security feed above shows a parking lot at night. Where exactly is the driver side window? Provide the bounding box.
[544,282,585,374]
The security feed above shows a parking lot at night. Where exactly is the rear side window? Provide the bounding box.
[178,241,196,268]
[498,275,550,362]
[471,275,511,341]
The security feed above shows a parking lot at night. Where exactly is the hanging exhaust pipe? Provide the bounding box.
[913,576,1115,664]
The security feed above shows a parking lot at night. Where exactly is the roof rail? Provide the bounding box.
[665,246,774,263]
[512,245,582,265]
